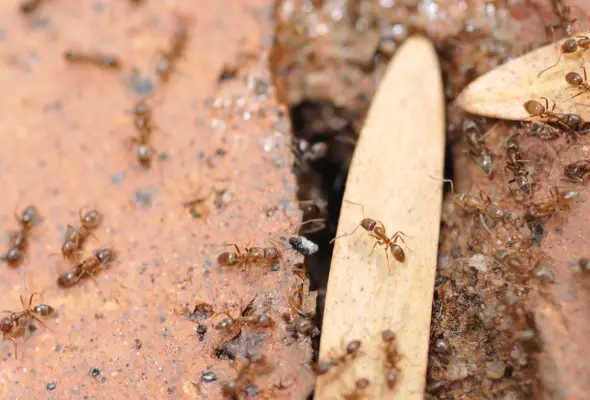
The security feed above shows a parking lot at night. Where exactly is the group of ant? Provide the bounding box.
[458,107,590,243]
[311,329,402,397]
[0,206,116,358]
[20,0,189,171]
[524,29,590,141]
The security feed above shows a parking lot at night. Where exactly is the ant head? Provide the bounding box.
[80,208,103,229]
[0,317,14,334]
[360,218,376,231]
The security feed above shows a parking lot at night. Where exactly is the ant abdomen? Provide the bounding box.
[218,251,240,266]
[391,244,405,263]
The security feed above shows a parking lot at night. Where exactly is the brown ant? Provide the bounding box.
[342,378,370,400]
[217,242,282,270]
[312,339,362,376]
[442,179,508,223]
[296,200,328,234]
[2,205,41,267]
[463,120,492,177]
[1,293,54,358]
[57,248,115,287]
[220,353,275,399]
[504,138,533,197]
[61,208,103,262]
[563,159,590,184]
[523,98,584,139]
[381,329,401,390]
[64,49,121,69]
[565,67,590,99]
[211,298,275,337]
[524,186,580,221]
[155,19,188,82]
[128,99,158,168]
[181,187,215,220]
[549,0,579,36]
[538,35,590,77]
[20,0,43,13]
[330,201,408,265]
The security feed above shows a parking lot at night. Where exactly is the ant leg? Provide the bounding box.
[30,314,52,333]
[369,240,380,256]
[6,335,18,359]
[384,247,391,269]
[390,231,412,242]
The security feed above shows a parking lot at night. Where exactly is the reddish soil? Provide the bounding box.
[0,1,315,398]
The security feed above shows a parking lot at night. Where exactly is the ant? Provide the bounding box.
[330,201,408,265]
[538,35,590,77]
[19,0,43,13]
[63,49,121,69]
[312,339,362,376]
[211,299,275,337]
[57,248,115,287]
[155,19,188,82]
[549,0,578,36]
[128,99,158,168]
[381,329,401,390]
[217,242,282,270]
[1,293,54,358]
[524,186,580,221]
[220,353,275,399]
[463,120,492,177]
[523,98,584,139]
[342,378,370,400]
[563,159,590,184]
[61,208,103,262]
[181,187,215,220]
[504,138,533,197]
[2,205,41,267]
[565,67,590,99]
[442,179,508,223]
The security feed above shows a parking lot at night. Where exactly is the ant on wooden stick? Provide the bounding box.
[565,66,590,99]
[330,201,409,265]
[537,35,590,77]
[523,97,584,140]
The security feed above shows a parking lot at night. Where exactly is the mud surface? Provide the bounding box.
[0,1,315,399]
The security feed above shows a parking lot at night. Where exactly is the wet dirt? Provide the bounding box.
[0,1,315,399]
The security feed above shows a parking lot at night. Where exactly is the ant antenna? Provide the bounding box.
[442,178,455,194]
[329,200,366,244]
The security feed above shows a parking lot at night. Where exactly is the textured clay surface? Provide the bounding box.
[0,1,315,399]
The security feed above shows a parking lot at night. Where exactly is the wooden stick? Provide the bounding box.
[315,36,445,399]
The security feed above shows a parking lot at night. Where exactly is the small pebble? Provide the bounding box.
[468,253,487,272]
[201,371,217,383]
[289,237,319,256]
[135,188,154,207]
[46,382,56,391]
[447,357,468,381]
[89,368,101,378]
[486,361,506,380]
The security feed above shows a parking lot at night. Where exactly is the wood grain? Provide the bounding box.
[315,36,445,399]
